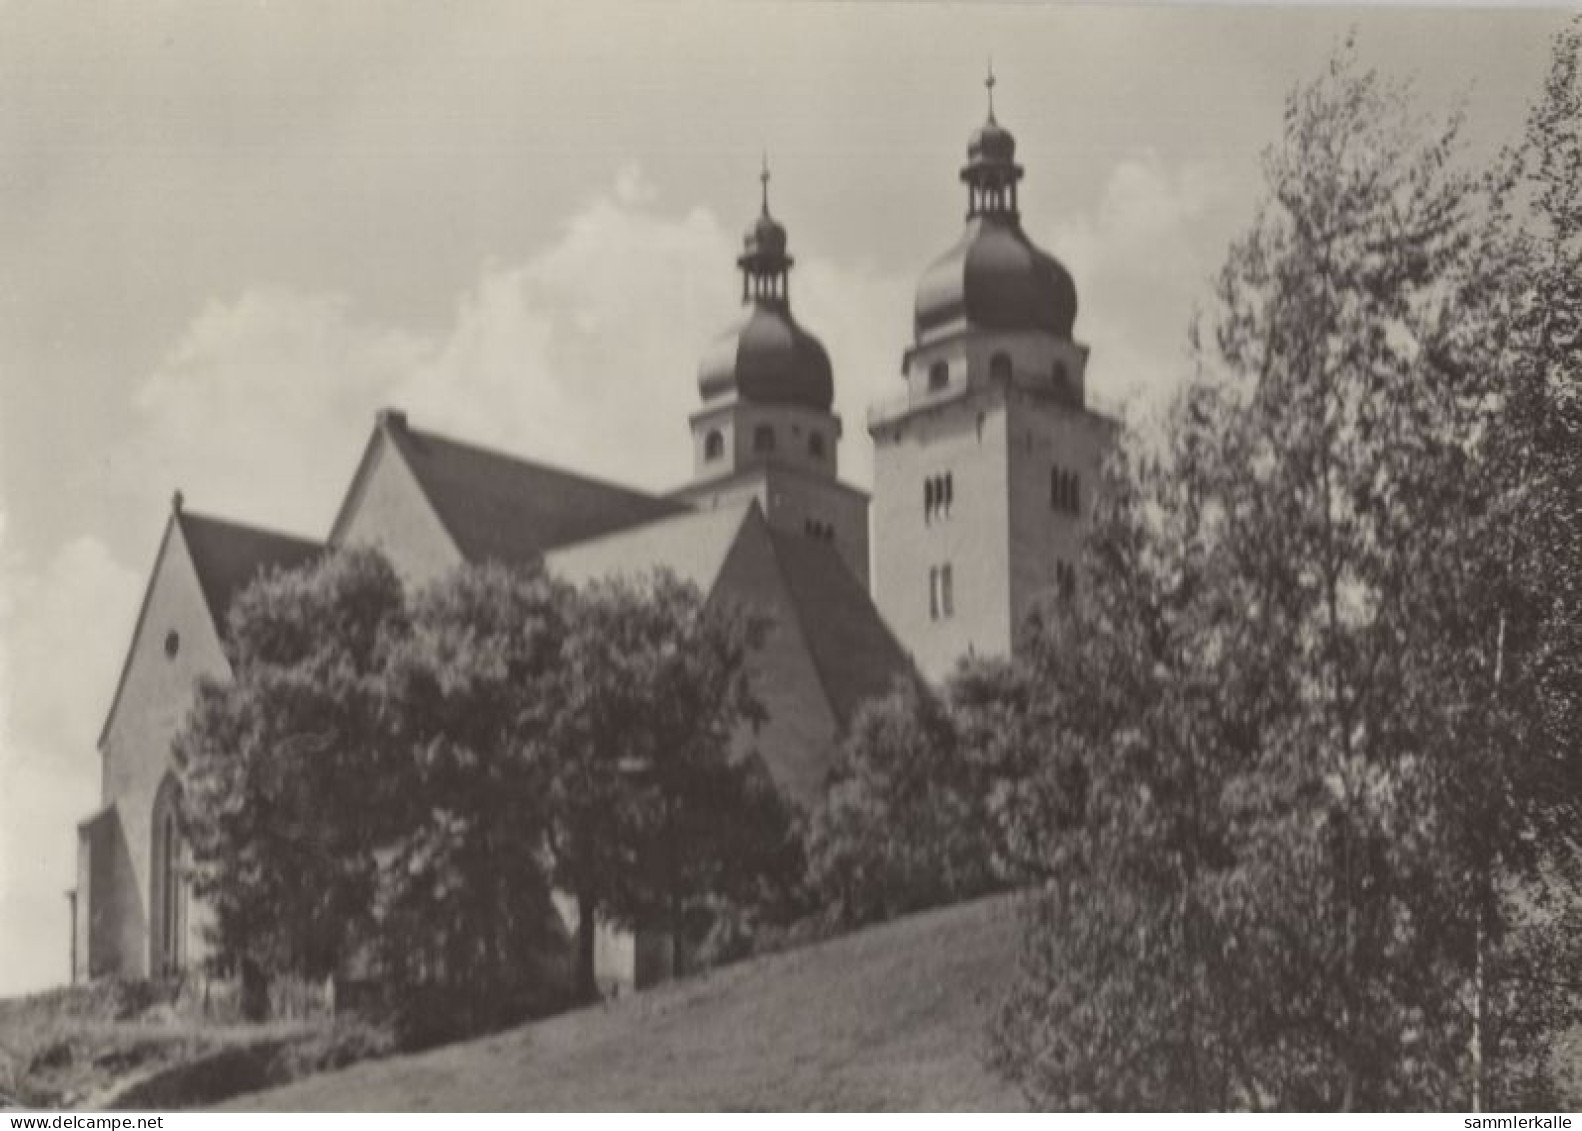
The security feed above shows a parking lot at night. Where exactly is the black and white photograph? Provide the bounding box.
[1,0,1579,1112]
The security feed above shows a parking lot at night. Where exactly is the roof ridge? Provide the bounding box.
[763,528,844,734]
[403,422,676,505]
[765,527,914,731]
[176,507,321,549]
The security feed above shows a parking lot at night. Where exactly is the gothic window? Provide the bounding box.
[164,630,180,659]
[704,430,724,461]
[808,432,825,460]
[990,352,1013,383]
[150,775,186,976]
[753,425,775,454]
[928,361,949,391]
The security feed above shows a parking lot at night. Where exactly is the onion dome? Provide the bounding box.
[697,159,834,412]
[913,68,1078,342]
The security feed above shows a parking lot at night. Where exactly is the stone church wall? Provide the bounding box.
[96,522,230,977]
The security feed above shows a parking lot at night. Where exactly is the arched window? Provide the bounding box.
[753,425,775,454]
[704,430,724,461]
[928,361,949,391]
[808,432,825,460]
[150,775,187,976]
[989,352,1013,382]
[924,478,936,519]
[1052,360,1072,400]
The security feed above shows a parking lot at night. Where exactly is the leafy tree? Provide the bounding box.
[996,38,1582,1110]
[175,547,406,1007]
[547,571,779,999]
[376,561,574,1035]
[806,659,1070,929]
[1457,17,1582,1105]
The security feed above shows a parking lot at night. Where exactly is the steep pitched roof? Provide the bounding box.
[379,416,689,565]
[548,499,913,733]
[766,529,915,729]
[543,502,755,594]
[179,510,322,634]
[96,503,321,749]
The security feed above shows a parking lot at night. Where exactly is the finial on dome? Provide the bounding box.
[171,489,184,514]
[760,151,771,216]
[985,58,997,122]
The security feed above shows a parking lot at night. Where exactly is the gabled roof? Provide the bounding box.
[765,528,915,729]
[96,502,321,749]
[547,498,914,735]
[179,510,321,634]
[544,501,755,594]
[363,412,688,565]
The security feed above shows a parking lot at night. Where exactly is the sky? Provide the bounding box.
[0,0,1573,998]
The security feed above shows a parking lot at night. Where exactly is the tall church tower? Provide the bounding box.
[868,74,1117,682]
[673,162,870,585]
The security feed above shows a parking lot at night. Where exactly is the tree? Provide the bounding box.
[996,39,1582,1109]
[806,659,1071,929]
[175,547,406,1008]
[178,552,791,1021]
[1455,17,1582,1105]
[546,570,780,1000]
[994,408,1272,1110]
[376,561,574,1035]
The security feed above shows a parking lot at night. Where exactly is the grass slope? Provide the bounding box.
[222,895,1028,1111]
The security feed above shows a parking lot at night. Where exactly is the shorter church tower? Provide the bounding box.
[868,73,1117,682]
[673,162,870,585]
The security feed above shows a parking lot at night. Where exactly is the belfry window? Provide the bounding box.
[924,472,954,523]
[929,564,955,621]
[704,430,724,462]
[753,425,776,454]
[990,352,1013,383]
[928,361,949,391]
[1051,467,1081,515]
[808,432,825,460]
[1056,560,1077,601]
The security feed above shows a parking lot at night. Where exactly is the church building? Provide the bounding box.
[70,82,1115,992]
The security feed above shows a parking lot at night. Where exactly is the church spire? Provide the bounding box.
[961,70,1022,218]
[738,156,794,306]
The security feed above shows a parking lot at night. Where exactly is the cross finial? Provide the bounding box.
[985,58,997,121]
[760,151,771,216]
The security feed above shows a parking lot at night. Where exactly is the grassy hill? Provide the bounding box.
[220,895,1028,1111]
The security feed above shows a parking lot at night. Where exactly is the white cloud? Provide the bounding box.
[112,163,909,539]
[0,154,1242,994]
[0,166,909,995]
[1041,152,1254,412]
